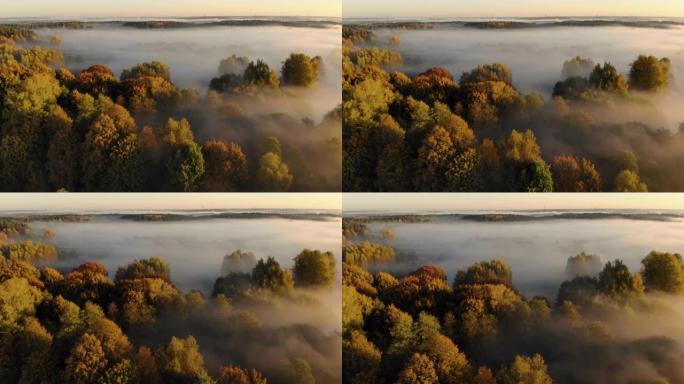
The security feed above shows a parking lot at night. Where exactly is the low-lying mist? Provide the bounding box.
[36,24,342,120]
[28,216,341,294]
[360,216,684,298]
[373,25,684,129]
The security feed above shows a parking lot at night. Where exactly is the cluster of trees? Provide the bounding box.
[343,25,682,192]
[343,242,396,266]
[553,55,670,100]
[0,220,340,383]
[0,27,341,191]
[212,249,337,301]
[209,53,322,93]
[343,246,684,383]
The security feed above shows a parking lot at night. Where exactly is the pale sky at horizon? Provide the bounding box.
[343,0,684,18]
[2,0,340,18]
[0,193,341,212]
[344,194,684,212]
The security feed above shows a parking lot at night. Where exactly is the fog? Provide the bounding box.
[35,24,342,121]
[360,216,684,299]
[373,25,684,129]
[27,216,341,294]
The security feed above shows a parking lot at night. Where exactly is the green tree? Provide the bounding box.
[115,257,171,282]
[293,249,336,288]
[420,334,470,384]
[343,330,382,384]
[244,60,279,89]
[641,251,684,293]
[165,142,205,192]
[629,55,671,92]
[589,62,627,94]
[496,354,552,384]
[503,130,552,192]
[156,336,213,384]
[614,170,647,192]
[454,260,512,287]
[342,285,373,332]
[281,53,322,87]
[0,277,42,330]
[0,135,30,191]
[252,257,294,292]
[257,152,293,192]
[598,259,643,300]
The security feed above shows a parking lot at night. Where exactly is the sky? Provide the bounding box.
[343,0,684,18]
[344,193,684,212]
[0,193,341,212]
[2,0,340,18]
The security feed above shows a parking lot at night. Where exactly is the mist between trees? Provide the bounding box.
[343,221,684,384]
[0,22,342,192]
[343,24,684,192]
[0,216,342,384]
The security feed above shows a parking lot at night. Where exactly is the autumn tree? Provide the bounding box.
[81,103,142,191]
[257,137,293,191]
[217,365,267,384]
[551,155,602,192]
[496,354,552,384]
[200,140,249,191]
[343,330,382,384]
[395,353,438,384]
[156,336,213,384]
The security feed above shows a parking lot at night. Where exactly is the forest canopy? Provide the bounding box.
[0,216,341,383]
[0,24,341,192]
[343,241,684,384]
[342,25,684,192]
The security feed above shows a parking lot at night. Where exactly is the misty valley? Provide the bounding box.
[0,18,342,192]
[343,19,684,192]
[0,211,342,383]
[342,212,684,383]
